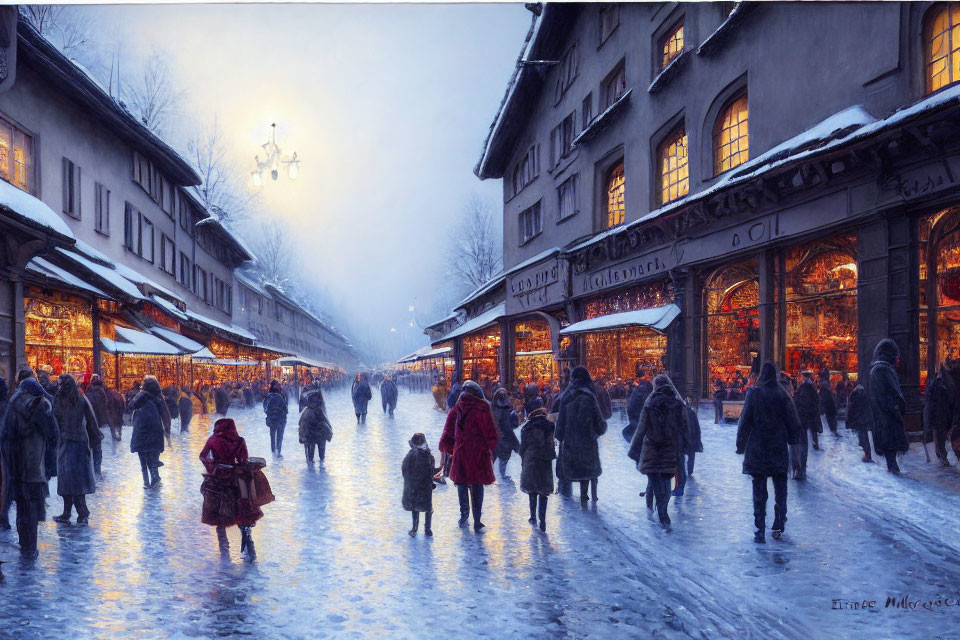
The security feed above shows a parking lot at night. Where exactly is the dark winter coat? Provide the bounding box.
[628,385,688,475]
[105,388,125,428]
[446,382,462,410]
[869,339,909,455]
[380,379,398,411]
[819,380,837,418]
[622,382,649,442]
[214,387,230,416]
[129,381,170,454]
[438,392,498,485]
[263,391,288,429]
[352,379,372,414]
[163,386,179,421]
[594,382,613,421]
[53,388,98,496]
[685,404,703,454]
[555,382,607,482]
[846,385,873,433]
[298,396,333,445]
[401,445,435,512]
[923,372,956,435]
[736,363,802,476]
[519,410,555,496]
[242,387,254,408]
[1,380,58,490]
[85,380,110,431]
[492,396,520,461]
[178,392,193,430]
[794,381,821,433]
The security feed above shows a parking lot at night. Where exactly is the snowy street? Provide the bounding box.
[1,389,958,638]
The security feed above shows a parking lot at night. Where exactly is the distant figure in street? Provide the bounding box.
[52,374,99,524]
[402,432,435,537]
[593,377,613,422]
[520,400,555,532]
[446,377,462,410]
[492,388,520,479]
[242,385,255,410]
[713,379,727,424]
[555,366,607,503]
[523,379,541,418]
[846,383,874,463]
[178,386,194,432]
[82,375,107,476]
[819,368,838,436]
[439,380,498,532]
[129,376,171,488]
[736,362,801,543]
[162,385,179,425]
[869,339,908,474]
[0,371,58,557]
[922,365,957,466]
[628,375,687,528]
[105,385,126,441]
[674,396,703,496]
[263,380,289,457]
[351,373,372,425]
[380,376,398,417]
[214,384,230,416]
[298,387,333,464]
[792,371,820,481]
[622,377,652,443]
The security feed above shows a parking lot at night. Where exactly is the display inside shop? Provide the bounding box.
[583,280,672,319]
[704,260,760,388]
[585,327,666,381]
[513,318,556,384]
[920,208,960,389]
[24,289,94,378]
[462,325,500,382]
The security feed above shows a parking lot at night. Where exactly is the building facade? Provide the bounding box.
[429,1,960,432]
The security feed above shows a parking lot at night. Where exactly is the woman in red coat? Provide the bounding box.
[439,380,498,532]
[199,418,263,560]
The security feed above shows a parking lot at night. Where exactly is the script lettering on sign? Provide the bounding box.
[507,259,563,314]
[575,247,678,297]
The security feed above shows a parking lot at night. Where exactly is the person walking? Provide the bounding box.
[922,365,956,466]
[178,386,194,432]
[491,388,519,479]
[214,383,230,416]
[129,376,170,488]
[628,375,688,527]
[622,377,651,442]
[555,366,607,503]
[52,374,99,524]
[792,371,820,480]
[402,432,435,537]
[713,380,727,424]
[81,374,107,478]
[263,380,288,457]
[819,369,839,437]
[869,339,909,474]
[674,396,703,496]
[380,376,398,418]
[438,380,498,532]
[298,388,333,464]
[105,384,126,442]
[352,373,372,425]
[846,383,874,463]
[736,362,802,543]
[519,400,555,532]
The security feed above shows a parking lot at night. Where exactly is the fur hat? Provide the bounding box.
[409,432,428,449]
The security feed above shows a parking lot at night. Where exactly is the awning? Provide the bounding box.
[276,356,339,370]
[150,294,189,322]
[151,294,256,342]
[191,347,216,360]
[57,247,145,300]
[436,303,505,343]
[0,177,74,240]
[149,326,205,354]
[416,346,453,360]
[559,304,681,335]
[26,257,112,299]
[101,326,184,355]
[205,359,262,367]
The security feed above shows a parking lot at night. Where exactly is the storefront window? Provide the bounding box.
[784,235,858,382]
[704,259,759,388]
[920,208,960,389]
[583,281,671,319]
[584,327,666,380]
[24,289,94,378]
[462,325,500,383]
[514,318,556,384]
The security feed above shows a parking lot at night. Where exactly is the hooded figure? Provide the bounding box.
[263,380,289,456]
[491,388,520,478]
[846,384,874,463]
[869,339,908,474]
[623,378,653,442]
[438,380,498,532]
[178,386,194,432]
[818,369,838,435]
[401,432,435,536]
[1,376,58,556]
[105,385,126,441]
[129,377,171,488]
[519,402,555,532]
[922,366,956,466]
[214,384,230,416]
[199,418,264,559]
[791,371,820,480]
[736,362,802,543]
[351,373,373,424]
[380,376,398,417]
[555,366,607,502]
[675,397,703,496]
[298,388,333,463]
[81,374,106,477]
[628,375,687,526]
[53,374,99,524]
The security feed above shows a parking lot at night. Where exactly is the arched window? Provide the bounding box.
[659,128,688,205]
[713,93,749,174]
[660,20,684,72]
[926,3,960,94]
[605,161,625,228]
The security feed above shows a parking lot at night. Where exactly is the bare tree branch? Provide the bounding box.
[445,194,503,295]
[21,5,92,56]
[246,220,298,288]
[187,116,257,224]
[127,52,183,136]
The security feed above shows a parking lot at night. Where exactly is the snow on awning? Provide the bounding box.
[276,356,338,370]
[0,178,74,239]
[191,347,216,360]
[416,346,453,361]
[440,303,506,342]
[185,308,257,342]
[560,304,681,335]
[101,326,185,355]
[57,248,146,300]
[150,294,189,321]
[26,257,112,299]
[207,359,261,367]
[149,326,204,354]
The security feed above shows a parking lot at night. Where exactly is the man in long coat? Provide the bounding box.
[870,339,909,474]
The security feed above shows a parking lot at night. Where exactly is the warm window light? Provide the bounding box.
[251,171,262,187]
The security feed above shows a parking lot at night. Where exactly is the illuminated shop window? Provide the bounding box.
[713,93,749,174]
[605,162,625,228]
[462,325,501,383]
[704,260,760,391]
[660,20,684,71]
[926,3,960,94]
[0,116,35,194]
[514,318,556,385]
[920,208,960,389]
[659,128,688,205]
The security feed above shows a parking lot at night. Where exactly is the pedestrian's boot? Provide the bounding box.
[862,453,873,463]
[149,466,162,487]
[753,529,766,544]
[424,511,433,537]
[111,426,122,441]
[579,481,589,503]
[216,526,229,555]
[409,512,419,537]
[141,465,151,489]
[528,494,537,524]
[591,479,599,502]
[239,526,256,561]
[54,497,74,523]
[538,495,548,533]
[498,458,509,479]
[75,496,90,524]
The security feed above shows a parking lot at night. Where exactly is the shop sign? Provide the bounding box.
[507,256,565,314]
[886,158,960,201]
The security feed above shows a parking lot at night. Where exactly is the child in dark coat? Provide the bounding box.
[519,401,555,532]
[402,432,435,537]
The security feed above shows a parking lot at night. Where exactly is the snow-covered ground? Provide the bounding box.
[1,390,958,638]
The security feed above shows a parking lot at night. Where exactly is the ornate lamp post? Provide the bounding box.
[251,123,300,187]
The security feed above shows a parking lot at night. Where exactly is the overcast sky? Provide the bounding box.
[79,2,529,360]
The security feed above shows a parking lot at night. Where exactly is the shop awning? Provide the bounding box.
[151,294,256,343]
[57,247,146,301]
[26,257,112,299]
[149,326,205,354]
[437,303,505,343]
[101,326,184,355]
[276,356,339,370]
[416,346,453,360]
[0,177,74,240]
[206,359,261,367]
[559,304,681,335]
[192,347,216,360]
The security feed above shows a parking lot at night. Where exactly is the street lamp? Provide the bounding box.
[251,123,300,187]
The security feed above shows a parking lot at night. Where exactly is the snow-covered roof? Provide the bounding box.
[26,257,111,299]
[185,307,257,342]
[195,215,254,262]
[71,239,116,268]
[277,356,338,370]
[560,304,681,335]
[112,260,180,301]
[417,346,453,360]
[191,347,216,360]
[57,248,146,301]
[441,303,506,342]
[0,178,74,239]
[456,273,506,309]
[149,294,188,321]
[235,271,269,296]
[149,326,205,354]
[101,326,184,355]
